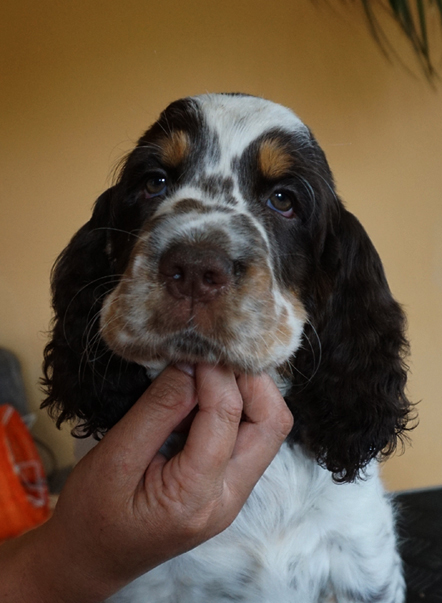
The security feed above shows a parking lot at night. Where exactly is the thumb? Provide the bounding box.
[97,365,197,483]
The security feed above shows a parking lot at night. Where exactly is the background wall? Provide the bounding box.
[1,0,441,491]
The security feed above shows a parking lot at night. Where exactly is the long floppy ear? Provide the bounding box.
[287,207,413,482]
[41,188,150,437]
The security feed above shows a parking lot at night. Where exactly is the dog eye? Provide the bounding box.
[145,175,167,198]
[266,191,295,218]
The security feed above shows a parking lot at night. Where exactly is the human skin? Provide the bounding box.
[0,364,293,603]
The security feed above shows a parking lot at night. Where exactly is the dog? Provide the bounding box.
[42,93,412,602]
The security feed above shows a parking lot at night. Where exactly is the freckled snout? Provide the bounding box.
[158,244,234,302]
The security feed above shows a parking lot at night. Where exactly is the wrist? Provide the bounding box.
[32,516,121,603]
[0,524,57,603]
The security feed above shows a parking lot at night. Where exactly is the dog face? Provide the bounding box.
[100,95,313,381]
[42,94,411,482]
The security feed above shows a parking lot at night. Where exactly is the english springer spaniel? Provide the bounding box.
[42,93,411,602]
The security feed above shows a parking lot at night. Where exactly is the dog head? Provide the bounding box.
[42,94,412,481]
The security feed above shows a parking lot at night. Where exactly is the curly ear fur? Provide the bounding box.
[287,206,412,482]
[41,188,150,437]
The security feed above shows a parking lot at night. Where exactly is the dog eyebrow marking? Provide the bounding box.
[258,138,293,179]
[158,129,190,167]
[172,198,235,215]
[171,198,209,214]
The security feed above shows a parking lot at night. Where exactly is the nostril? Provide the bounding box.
[203,270,226,285]
[159,244,233,301]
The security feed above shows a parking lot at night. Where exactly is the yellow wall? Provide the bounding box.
[1,0,441,490]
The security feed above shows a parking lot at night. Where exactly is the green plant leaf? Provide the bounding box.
[334,0,442,81]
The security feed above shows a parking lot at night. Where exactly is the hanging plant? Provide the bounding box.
[343,0,442,80]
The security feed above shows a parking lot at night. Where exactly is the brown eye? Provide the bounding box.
[267,191,295,218]
[145,175,167,198]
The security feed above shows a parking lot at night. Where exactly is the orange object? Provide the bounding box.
[0,405,50,540]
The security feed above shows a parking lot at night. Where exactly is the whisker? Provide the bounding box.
[289,319,322,392]
[90,227,144,242]
[61,274,124,350]
[296,175,317,219]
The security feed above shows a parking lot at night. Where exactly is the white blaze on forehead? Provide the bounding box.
[151,95,308,241]
[194,93,308,171]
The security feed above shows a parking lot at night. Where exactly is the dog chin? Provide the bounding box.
[139,356,292,397]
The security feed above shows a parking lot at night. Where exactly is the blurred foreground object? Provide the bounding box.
[0,405,50,540]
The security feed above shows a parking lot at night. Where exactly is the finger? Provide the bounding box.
[225,372,293,498]
[177,364,243,481]
[238,372,293,435]
[97,365,197,482]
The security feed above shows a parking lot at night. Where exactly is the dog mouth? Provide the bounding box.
[100,219,307,380]
[130,329,257,374]
[100,279,307,379]
[136,328,296,399]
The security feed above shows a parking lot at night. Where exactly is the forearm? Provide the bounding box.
[0,519,116,603]
[0,529,43,603]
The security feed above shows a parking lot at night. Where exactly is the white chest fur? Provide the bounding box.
[108,443,404,603]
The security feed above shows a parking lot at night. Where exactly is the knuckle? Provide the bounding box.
[182,507,214,537]
[167,494,219,539]
[271,405,294,440]
[202,387,243,426]
[217,398,243,425]
[150,378,188,411]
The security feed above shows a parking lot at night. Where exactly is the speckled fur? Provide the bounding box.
[42,94,411,602]
[108,445,404,602]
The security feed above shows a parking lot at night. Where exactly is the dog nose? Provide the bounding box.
[159,244,233,301]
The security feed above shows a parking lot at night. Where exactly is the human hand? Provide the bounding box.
[1,364,292,603]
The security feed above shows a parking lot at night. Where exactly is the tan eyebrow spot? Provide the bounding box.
[258,139,293,179]
[159,130,189,167]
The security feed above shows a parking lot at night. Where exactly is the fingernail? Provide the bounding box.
[175,363,195,377]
